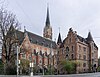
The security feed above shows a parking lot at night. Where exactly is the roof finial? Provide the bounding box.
[59,27,60,33]
[47,3,49,8]
[88,29,90,32]
[24,26,26,32]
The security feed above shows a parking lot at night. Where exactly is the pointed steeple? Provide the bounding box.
[46,5,50,26]
[87,32,93,41]
[43,5,52,40]
[57,33,62,44]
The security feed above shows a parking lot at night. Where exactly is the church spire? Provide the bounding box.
[43,5,52,40]
[46,5,50,26]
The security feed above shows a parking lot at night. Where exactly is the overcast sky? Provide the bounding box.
[1,0,100,57]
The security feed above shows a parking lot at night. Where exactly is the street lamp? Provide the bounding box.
[30,62,34,76]
[16,45,21,76]
[30,51,34,76]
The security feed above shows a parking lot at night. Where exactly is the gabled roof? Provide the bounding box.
[7,26,24,45]
[12,27,56,49]
[15,30,24,45]
[27,31,56,49]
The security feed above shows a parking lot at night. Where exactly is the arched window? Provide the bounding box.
[83,63,86,67]
[66,47,69,59]
[66,54,69,59]
[71,54,74,59]
[66,47,69,52]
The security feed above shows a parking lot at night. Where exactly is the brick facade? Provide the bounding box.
[57,28,98,73]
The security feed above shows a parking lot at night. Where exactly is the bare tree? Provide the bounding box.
[0,8,20,74]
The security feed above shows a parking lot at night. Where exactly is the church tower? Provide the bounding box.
[43,6,52,40]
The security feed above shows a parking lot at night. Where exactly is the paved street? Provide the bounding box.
[0,72,100,77]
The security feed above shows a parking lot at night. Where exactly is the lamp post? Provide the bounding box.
[16,45,20,77]
[30,62,33,76]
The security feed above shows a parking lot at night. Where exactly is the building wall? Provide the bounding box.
[76,41,89,73]
[58,28,98,73]
[20,34,57,69]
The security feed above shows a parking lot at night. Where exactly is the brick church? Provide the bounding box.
[19,7,57,73]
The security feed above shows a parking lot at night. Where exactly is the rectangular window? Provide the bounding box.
[79,45,81,51]
[71,54,74,59]
[83,47,86,52]
[83,55,86,60]
[79,54,81,59]
[83,63,86,67]
[69,38,71,43]
[72,46,74,52]
[92,53,94,57]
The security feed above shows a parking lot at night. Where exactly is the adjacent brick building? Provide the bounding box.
[57,28,98,73]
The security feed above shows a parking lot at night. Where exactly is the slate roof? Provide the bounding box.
[27,31,56,49]
[7,26,24,45]
[14,29,56,49]
[77,35,87,43]
[87,32,93,41]
[77,35,98,49]
[57,33,62,44]
[15,30,24,45]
